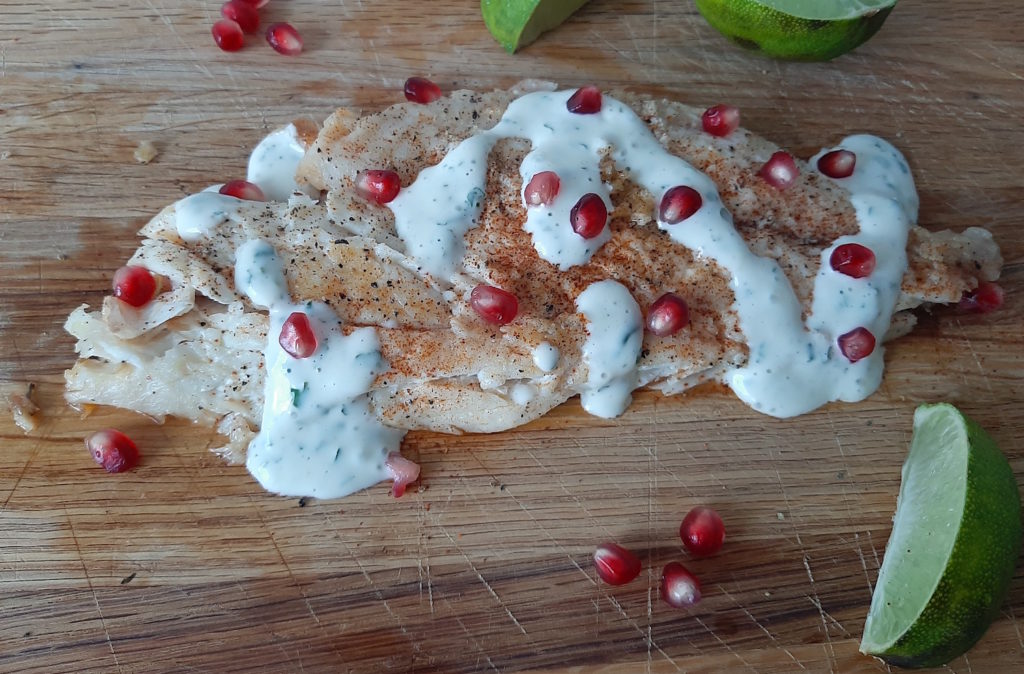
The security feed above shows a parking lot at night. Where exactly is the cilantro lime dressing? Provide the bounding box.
[173,124,308,242]
[174,192,247,242]
[388,90,917,418]
[707,136,916,416]
[247,123,308,202]
[234,239,405,498]
[576,280,643,418]
[531,341,560,372]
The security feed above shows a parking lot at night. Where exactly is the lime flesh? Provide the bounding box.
[481,0,591,53]
[860,404,1022,668]
[694,0,896,61]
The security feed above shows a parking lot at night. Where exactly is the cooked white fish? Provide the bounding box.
[65,84,1001,497]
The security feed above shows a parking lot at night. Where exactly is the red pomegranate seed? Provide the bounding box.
[266,22,303,56]
[85,429,140,473]
[829,243,875,279]
[679,506,726,557]
[837,327,875,363]
[470,284,519,326]
[593,542,642,586]
[212,19,244,52]
[660,562,702,608]
[385,451,421,498]
[758,151,799,190]
[659,185,703,224]
[570,193,608,239]
[817,149,856,179]
[959,282,1004,313]
[701,105,740,137]
[404,77,442,104]
[524,171,560,206]
[279,312,317,358]
[355,169,401,205]
[112,265,162,308]
[221,0,259,34]
[567,86,602,114]
[647,293,690,337]
[219,180,265,201]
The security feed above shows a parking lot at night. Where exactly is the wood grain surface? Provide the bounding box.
[2,1,1022,672]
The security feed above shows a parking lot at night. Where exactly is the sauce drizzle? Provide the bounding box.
[234,239,405,498]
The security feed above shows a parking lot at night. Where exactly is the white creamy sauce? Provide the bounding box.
[721,136,916,416]
[531,341,560,372]
[247,124,307,202]
[174,192,247,242]
[388,90,918,419]
[174,124,308,242]
[575,280,643,418]
[234,239,405,498]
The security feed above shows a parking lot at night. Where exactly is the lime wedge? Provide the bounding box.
[694,0,897,61]
[481,0,591,53]
[861,404,1022,668]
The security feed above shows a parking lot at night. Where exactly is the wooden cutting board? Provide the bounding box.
[2,1,1022,671]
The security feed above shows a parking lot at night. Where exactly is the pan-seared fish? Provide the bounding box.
[65,84,1002,499]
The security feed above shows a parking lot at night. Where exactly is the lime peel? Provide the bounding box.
[861,403,1022,668]
[694,0,897,61]
[481,0,591,53]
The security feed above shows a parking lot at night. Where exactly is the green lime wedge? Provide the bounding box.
[481,0,591,53]
[694,0,897,61]
[861,403,1022,668]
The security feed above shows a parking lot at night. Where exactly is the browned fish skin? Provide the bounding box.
[66,84,1002,461]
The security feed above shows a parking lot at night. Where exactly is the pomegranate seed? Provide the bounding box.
[837,327,875,363]
[679,506,725,557]
[959,282,1004,313]
[221,0,259,34]
[385,452,421,498]
[279,312,317,358]
[266,22,302,56]
[112,265,162,308]
[817,149,856,179]
[647,293,690,337]
[470,284,519,326]
[660,562,702,608]
[829,243,875,279]
[570,193,608,239]
[567,86,602,114]
[85,429,140,473]
[212,19,244,52]
[355,169,401,205]
[701,105,740,137]
[758,151,799,190]
[659,186,703,224]
[593,542,642,586]
[524,171,560,206]
[404,77,442,104]
[219,180,265,201]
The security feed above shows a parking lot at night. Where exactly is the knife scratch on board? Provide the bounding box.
[716,583,810,672]
[802,556,838,674]
[65,508,123,670]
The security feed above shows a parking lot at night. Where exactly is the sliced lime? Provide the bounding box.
[481,0,591,53]
[694,0,897,61]
[861,403,1022,668]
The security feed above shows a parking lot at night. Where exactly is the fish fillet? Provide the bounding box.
[65,84,1001,488]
